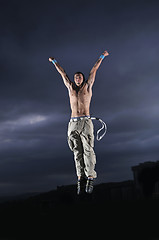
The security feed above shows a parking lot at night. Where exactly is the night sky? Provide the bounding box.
[1,0,159,196]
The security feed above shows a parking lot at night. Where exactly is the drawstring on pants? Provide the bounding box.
[90,117,107,141]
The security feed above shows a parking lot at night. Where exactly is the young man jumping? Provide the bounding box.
[49,50,109,194]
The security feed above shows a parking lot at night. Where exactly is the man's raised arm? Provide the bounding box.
[49,57,72,88]
[87,50,109,87]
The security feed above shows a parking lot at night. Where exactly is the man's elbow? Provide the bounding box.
[90,67,97,76]
[60,71,66,78]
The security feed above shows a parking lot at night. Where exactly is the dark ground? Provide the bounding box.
[0,183,159,240]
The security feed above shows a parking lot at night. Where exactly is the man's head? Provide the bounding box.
[74,72,85,87]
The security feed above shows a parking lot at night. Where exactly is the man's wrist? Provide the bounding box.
[99,54,105,60]
[52,59,57,65]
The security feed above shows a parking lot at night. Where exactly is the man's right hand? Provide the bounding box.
[49,57,54,62]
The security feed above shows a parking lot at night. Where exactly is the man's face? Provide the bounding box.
[74,74,84,87]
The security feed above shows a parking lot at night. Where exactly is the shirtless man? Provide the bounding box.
[49,50,109,194]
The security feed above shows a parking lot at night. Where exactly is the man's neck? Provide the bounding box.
[74,84,81,93]
[74,82,85,92]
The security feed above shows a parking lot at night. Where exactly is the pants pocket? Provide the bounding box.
[67,136,74,151]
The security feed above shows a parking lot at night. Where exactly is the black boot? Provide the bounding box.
[77,180,81,195]
[85,178,94,194]
[77,178,86,195]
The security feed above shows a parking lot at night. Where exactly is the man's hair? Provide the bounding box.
[74,72,85,82]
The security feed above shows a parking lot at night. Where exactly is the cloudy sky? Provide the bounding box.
[0,0,159,196]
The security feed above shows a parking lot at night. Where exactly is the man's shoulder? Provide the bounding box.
[68,82,76,91]
[84,81,92,91]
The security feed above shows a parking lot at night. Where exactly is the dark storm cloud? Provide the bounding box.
[0,0,159,195]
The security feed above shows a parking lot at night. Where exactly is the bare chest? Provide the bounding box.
[69,84,92,102]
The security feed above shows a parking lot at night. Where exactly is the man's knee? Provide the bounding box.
[68,133,83,153]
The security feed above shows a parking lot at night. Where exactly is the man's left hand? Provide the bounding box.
[103,50,109,57]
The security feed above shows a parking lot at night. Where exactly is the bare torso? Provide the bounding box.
[68,82,92,117]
